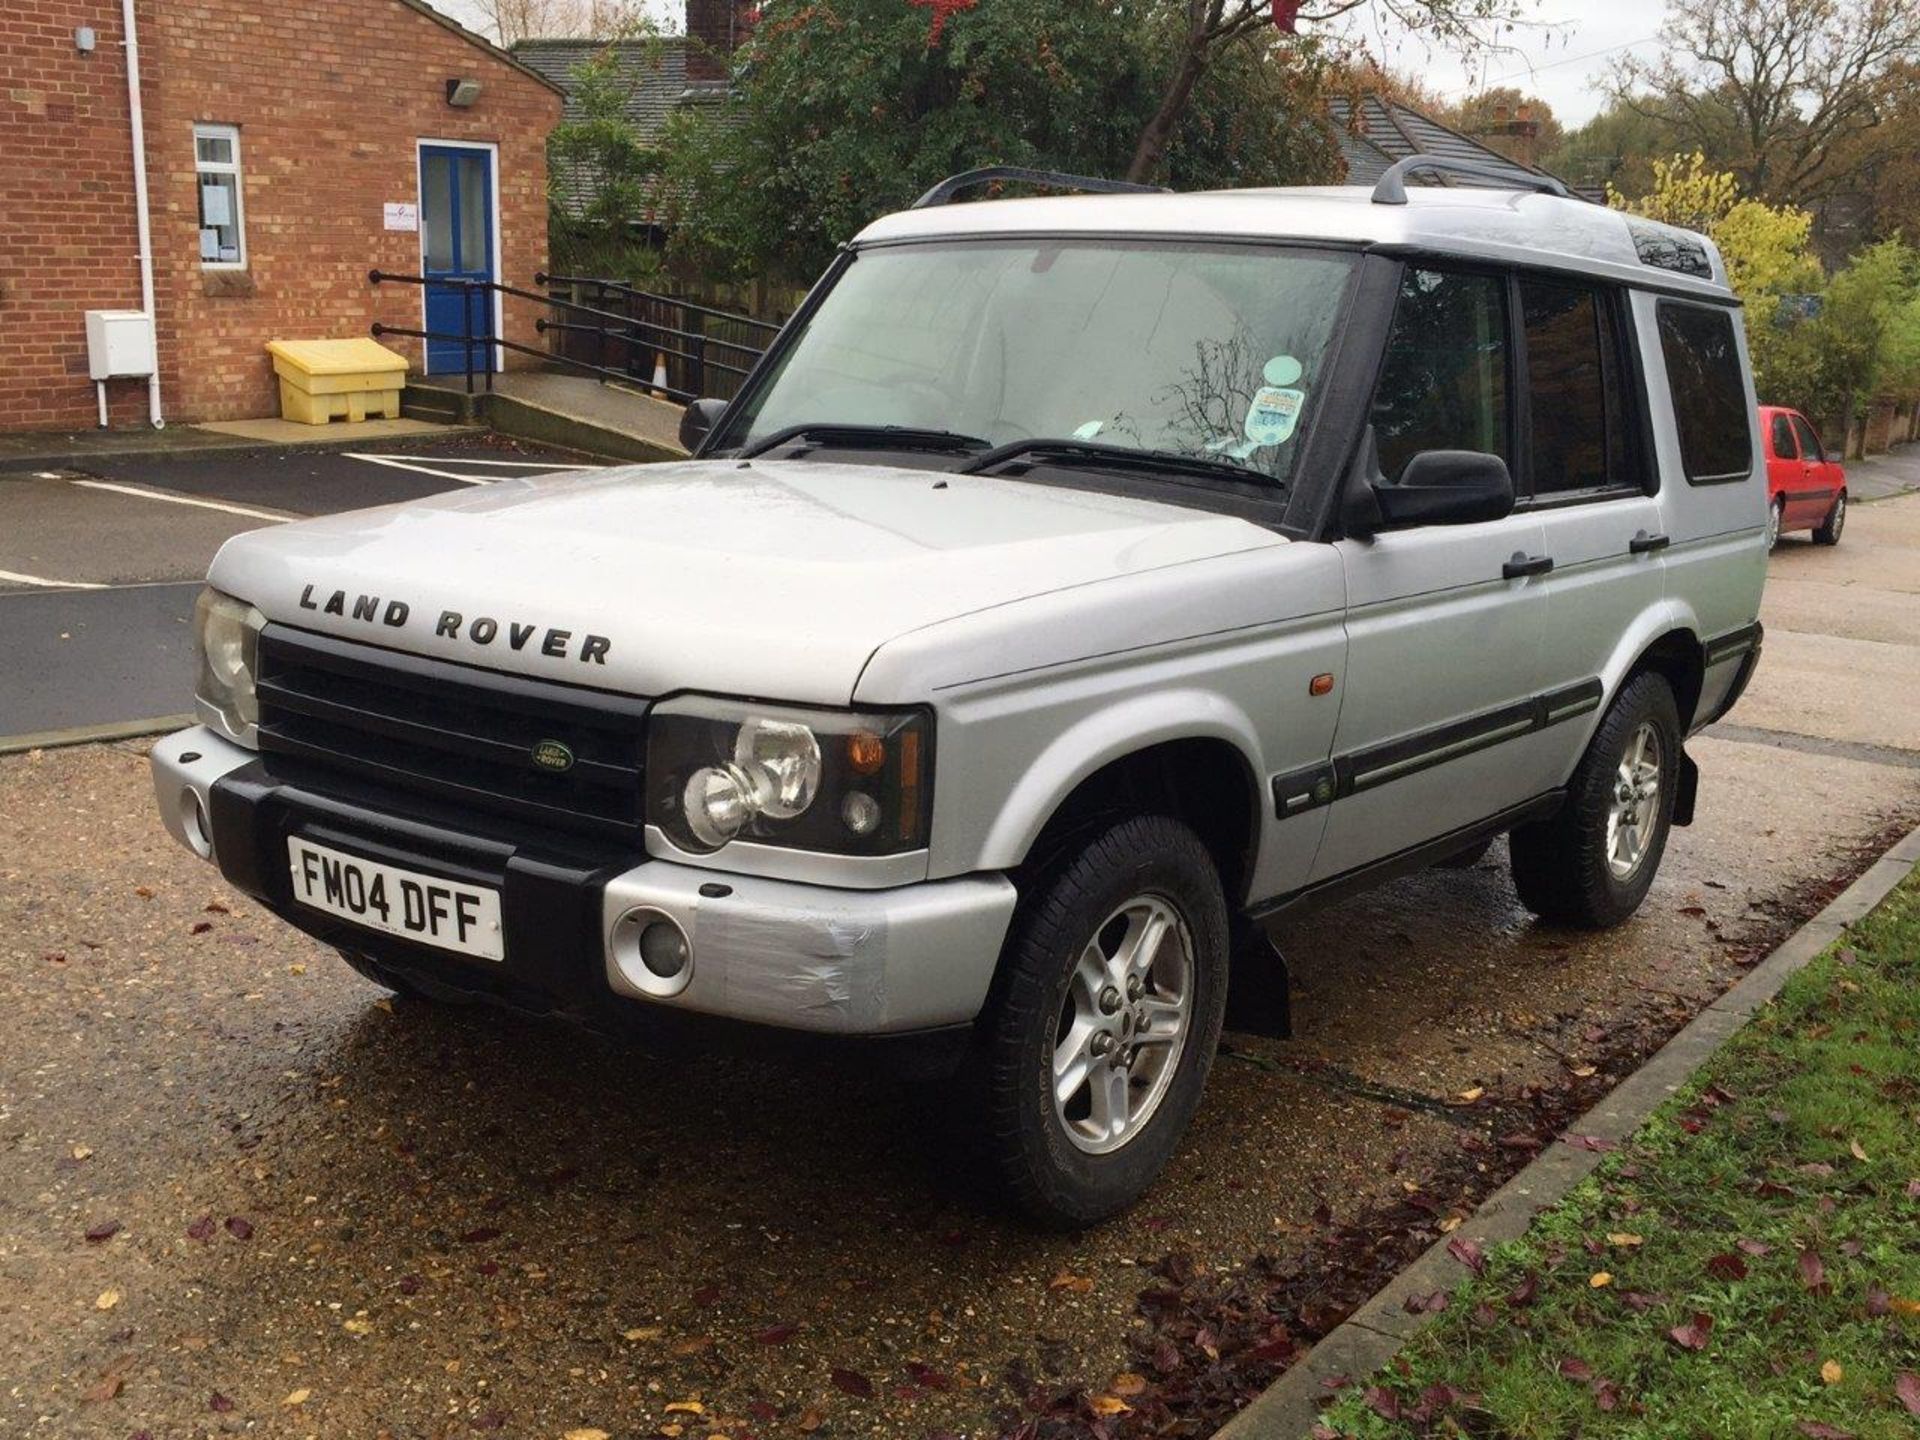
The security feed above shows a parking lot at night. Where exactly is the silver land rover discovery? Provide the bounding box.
[153,159,1767,1226]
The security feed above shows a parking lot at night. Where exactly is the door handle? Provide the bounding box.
[1503,552,1554,579]
[1629,531,1671,555]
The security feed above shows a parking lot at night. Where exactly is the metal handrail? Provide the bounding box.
[371,321,698,403]
[535,272,785,336]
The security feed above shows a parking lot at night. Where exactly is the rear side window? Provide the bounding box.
[1791,414,1824,462]
[1657,302,1752,484]
[1371,267,1510,484]
[1520,278,1629,495]
[1770,413,1796,458]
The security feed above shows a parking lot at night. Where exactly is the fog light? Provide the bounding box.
[182,787,215,859]
[638,919,689,979]
[841,790,881,837]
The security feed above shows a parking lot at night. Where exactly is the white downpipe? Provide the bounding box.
[120,0,163,428]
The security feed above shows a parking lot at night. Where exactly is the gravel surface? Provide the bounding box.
[3,730,1914,1440]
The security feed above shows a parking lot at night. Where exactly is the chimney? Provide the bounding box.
[685,0,755,84]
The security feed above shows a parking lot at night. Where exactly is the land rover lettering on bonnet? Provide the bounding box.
[153,158,1767,1227]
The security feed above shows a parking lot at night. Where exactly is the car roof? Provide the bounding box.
[854,185,1735,300]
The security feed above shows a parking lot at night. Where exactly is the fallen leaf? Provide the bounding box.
[1089,1396,1132,1416]
[563,1431,610,1440]
[1048,1271,1095,1293]
[1796,1422,1854,1439]
[1110,1373,1147,1397]
[797,1408,825,1433]
[82,1373,124,1403]
[1668,1312,1713,1351]
[208,1392,234,1413]
[1589,1272,1613,1289]
[1799,1249,1831,1295]
[189,921,213,935]
[1558,1357,1593,1381]
[95,1289,121,1311]
[1569,1064,1598,1078]
[85,1220,122,1244]
[1737,1238,1772,1256]
[622,1326,663,1341]
[1820,1360,1843,1385]
[282,1389,310,1406]
[71,1145,93,1161]
[224,1216,254,1241]
[753,1323,798,1345]
[186,1215,216,1242]
[1454,1087,1485,1104]
[1607,1233,1644,1247]
[1446,1237,1485,1275]
[342,1316,372,1336]
[663,1400,705,1415]
[1850,1139,1870,1162]
[830,1367,875,1399]
[1437,1215,1464,1233]
[1705,1252,1749,1281]
[1895,1372,1920,1417]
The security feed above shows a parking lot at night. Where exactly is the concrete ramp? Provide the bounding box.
[405,371,688,464]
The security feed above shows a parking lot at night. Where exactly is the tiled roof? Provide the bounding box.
[1327,94,1567,191]
[512,38,691,140]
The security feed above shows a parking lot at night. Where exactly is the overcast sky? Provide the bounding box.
[436,0,1671,128]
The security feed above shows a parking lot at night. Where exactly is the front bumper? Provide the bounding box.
[150,727,1015,1037]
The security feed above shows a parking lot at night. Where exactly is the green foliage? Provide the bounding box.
[658,0,1342,285]
[1320,875,1920,1439]
[546,33,670,278]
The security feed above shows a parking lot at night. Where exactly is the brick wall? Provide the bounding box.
[0,2,149,429]
[0,0,561,431]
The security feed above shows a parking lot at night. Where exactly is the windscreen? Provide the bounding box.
[723,240,1358,486]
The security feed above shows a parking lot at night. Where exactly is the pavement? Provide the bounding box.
[0,436,603,742]
[2,456,1919,1439]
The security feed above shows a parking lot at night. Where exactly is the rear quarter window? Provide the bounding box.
[1657,301,1753,484]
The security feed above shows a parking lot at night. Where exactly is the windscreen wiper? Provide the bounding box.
[740,423,991,458]
[958,436,1282,489]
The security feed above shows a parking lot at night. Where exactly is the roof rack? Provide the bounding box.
[1371,155,1572,206]
[911,166,1170,209]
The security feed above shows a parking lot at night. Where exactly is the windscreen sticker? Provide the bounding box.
[1205,435,1262,460]
[1243,385,1304,447]
[1072,419,1105,440]
[1262,354,1304,386]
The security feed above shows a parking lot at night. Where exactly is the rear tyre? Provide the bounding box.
[975,815,1229,1229]
[1510,671,1681,929]
[1813,490,1846,546]
[1765,496,1784,551]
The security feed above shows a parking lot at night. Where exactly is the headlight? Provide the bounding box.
[648,697,930,857]
[193,588,264,743]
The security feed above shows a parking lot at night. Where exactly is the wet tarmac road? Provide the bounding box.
[3,480,1919,1440]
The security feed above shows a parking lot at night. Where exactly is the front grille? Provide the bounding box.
[256,626,648,840]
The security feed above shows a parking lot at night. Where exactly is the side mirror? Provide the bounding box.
[678,397,728,455]
[1365,450,1515,532]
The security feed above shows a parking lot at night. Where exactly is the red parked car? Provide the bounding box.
[1760,405,1847,549]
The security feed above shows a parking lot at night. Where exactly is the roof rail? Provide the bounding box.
[911,166,1170,209]
[1372,155,1572,206]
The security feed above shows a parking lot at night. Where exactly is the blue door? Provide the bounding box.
[419,145,495,374]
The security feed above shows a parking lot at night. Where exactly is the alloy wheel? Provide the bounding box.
[1051,895,1194,1155]
[1605,721,1663,879]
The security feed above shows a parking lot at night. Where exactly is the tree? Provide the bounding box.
[547,33,670,276]
[1608,0,1920,208]
[468,0,650,44]
[1545,97,1681,199]
[661,0,1344,283]
[1126,0,1533,183]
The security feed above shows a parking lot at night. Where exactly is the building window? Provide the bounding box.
[194,123,246,268]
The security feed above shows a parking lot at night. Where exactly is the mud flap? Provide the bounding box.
[1224,916,1291,1039]
[1674,748,1699,827]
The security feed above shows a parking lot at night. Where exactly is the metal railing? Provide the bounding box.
[367,270,777,404]
[538,272,782,403]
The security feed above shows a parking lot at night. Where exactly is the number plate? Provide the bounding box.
[287,837,504,961]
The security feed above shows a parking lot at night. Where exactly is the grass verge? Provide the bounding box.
[1317,872,1920,1439]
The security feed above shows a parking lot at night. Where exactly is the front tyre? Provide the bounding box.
[977,815,1228,1228]
[1510,672,1681,929]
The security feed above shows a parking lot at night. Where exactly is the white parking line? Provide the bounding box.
[343,452,598,485]
[0,568,107,590]
[67,478,290,522]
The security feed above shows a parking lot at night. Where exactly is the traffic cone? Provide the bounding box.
[652,352,669,397]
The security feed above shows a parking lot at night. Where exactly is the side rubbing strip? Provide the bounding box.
[1272,676,1606,816]
[1705,621,1763,667]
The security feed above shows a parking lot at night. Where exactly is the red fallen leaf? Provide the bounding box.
[1796,1422,1854,1439]
[754,1323,799,1345]
[1867,1286,1891,1317]
[458,1226,501,1245]
[476,1260,499,1277]
[1403,1290,1449,1315]
[1593,1378,1621,1412]
[905,1362,952,1391]
[1706,1252,1749,1281]
[1906,1179,1920,1199]
[1799,1162,1836,1178]
[1668,1312,1713,1351]
[209,1392,235,1412]
[1142,1215,1172,1233]
[1757,1180,1796,1199]
[1498,1132,1544,1153]
[204,901,230,914]
[690,1284,723,1307]
[1798,1249,1831,1295]
[190,921,213,935]
[85,1220,122,1244]
[1620,1291,1663,1313]
[1364,1386,1401,1420]
[399,1274,422,1295]
[471,1409,507,1430]
[1896,1372,1920,1417]
[82,1372,124,1403]
[1559,1133,1619,1153]
[1507,1271,1539,1307]
[186,1215,215,1242]
[830,1367,874,1399]
[747,1401,778,1422]
[1470,1301,1498,1326]
[223,1216,253,1241]
[1558,1357,1593,1381]
[1446,1237,1485,1275]
[1840,1240,1863,1257]
[1737,1238,1772,1256]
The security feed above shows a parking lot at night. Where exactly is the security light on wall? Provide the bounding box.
[445,78,482,108]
